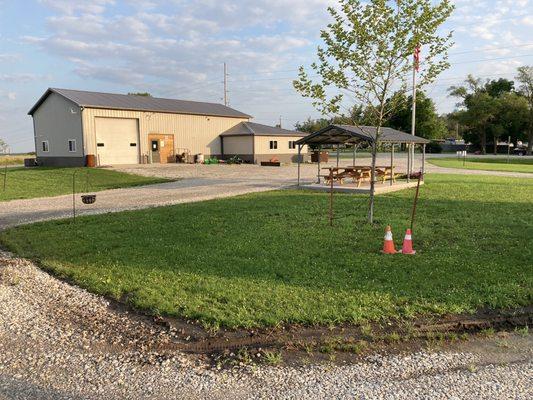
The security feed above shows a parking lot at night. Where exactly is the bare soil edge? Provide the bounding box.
[4,251,532,367]
[110,293,532,367]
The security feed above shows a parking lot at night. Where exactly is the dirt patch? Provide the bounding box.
[147,305,531,367]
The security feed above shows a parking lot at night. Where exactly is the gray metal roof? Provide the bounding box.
[295,124,430,145]
[220,121,307,137]
[28,88,252,119]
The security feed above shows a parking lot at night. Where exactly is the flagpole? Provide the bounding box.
[410,46,418,181]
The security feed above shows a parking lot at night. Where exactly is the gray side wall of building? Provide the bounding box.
[33,93,84,160]
[36,156,86,167]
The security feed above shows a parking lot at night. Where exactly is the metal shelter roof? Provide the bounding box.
[28,88,251,119]
[295,124,430,145]
[220,121,307,137]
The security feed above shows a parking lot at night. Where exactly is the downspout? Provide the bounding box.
[79,106,85,166]
[252,135,256,164]
[32,116,38,163]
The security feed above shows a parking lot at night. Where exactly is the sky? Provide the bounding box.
[0,0,532,152]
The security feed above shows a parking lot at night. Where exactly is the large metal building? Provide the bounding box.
[28,88,307,166]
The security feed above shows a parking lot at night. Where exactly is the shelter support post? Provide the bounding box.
[406,143,410,183]
[336,144,340,168]
[352,144,357,165]
[317,146,321,184]
[297,144,301,186]
[422,144,426,175]
[390,144,394,186]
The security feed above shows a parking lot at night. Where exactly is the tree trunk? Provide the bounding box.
[368,142,377,224]
[494,136,498,155]
[480,130,487,155]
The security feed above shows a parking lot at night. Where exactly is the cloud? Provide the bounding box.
[520,16,533,26]
[0,73,46,83]
[0,53,21,62]
[25,0,328,95]
[38,0,115,15]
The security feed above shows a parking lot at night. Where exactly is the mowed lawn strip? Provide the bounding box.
[1,174,531,328]
[428,157,533,173]
[0,167,171,202]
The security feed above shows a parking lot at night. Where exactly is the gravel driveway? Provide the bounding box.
[1,252,531,399]
[2,154,531,230]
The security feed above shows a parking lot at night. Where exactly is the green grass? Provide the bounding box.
[428,157,533,173]
[0,174,532,328]
[0,167,170,202]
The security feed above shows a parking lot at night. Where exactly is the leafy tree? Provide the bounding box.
[484,78,514,98]
[516,66,533,155]
[0,138,8,154]
[449,74,527,154]
[293,0,454,223]
[386,90,447,139]
[295,105,373,134]
[489,92,528,154]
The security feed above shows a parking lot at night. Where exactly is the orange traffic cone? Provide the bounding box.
[381,225,397,254]
[401,229,416,255]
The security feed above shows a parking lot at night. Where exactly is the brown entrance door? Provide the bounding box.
[148,134,175,163]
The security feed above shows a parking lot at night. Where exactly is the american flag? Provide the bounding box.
[414,45,421,72]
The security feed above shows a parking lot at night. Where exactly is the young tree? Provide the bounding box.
[293,0,454,223]
[516,66,533,155]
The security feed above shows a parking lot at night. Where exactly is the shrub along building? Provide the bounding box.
[28,88,308,166]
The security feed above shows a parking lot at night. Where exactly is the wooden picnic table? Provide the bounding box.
[321,165,397,187]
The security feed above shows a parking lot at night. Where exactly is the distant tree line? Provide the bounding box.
[294,90,448,140]
[448,66,533,155]
[294,66,533,155]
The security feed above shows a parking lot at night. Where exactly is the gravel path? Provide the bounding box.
[1,252,531,399]
[2,155,531,230]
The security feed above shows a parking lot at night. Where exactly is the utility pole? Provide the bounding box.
[223,62,228,106]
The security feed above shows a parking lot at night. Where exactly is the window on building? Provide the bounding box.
[289,141,296,149]
[68,139,76,152]
[269,140,278,150]
[42,141,49,152]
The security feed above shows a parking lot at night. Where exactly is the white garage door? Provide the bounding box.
[95,118,139,165]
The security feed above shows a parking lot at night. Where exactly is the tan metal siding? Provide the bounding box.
[254,136,307,154]
[222,136,254,155]
[82,108,248,159]
[33,93,83,158]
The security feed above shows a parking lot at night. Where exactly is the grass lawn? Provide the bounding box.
[1,174,531,329]
[428,157,533,173]
[0,167,170,202]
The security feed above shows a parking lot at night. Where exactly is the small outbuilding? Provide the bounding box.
[220,121,308,164]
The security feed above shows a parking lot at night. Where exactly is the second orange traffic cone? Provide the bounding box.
[401,229,416,255]
[381,225,397,254]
